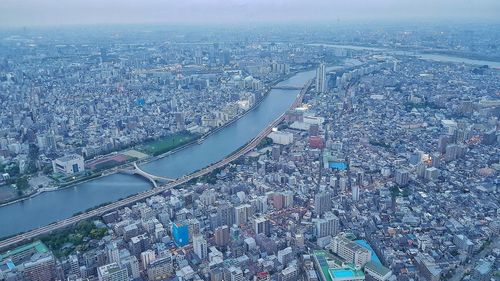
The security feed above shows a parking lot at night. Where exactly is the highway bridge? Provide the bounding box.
[0,79,313,252]
[118,162,175,188]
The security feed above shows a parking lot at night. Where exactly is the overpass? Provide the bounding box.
[118,162,175,188]
[0,79,313,252]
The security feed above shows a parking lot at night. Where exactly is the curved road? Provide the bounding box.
[0,79,312,251]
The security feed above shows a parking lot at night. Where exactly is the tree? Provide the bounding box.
[16,177,29,190]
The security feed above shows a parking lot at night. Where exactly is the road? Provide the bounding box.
[0,79,312,252]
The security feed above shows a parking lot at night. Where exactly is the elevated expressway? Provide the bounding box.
[0,79,312,251]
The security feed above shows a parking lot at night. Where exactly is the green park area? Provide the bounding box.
[41,220,108,257]
[139,132,198,156]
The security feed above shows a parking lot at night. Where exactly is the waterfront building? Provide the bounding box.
[52,154,85,175]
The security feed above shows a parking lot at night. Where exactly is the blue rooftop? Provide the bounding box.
[330,162,347,170]
[355,240,381,265]
[6,260,15,270]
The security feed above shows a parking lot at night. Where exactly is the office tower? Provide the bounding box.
[314,192,331,215]
[97,263,128,281]
[193,235,208,260]
[253,216,271,237]
[351,185,360,201]
[214,225,230,247]
[315,212,340,238]
[316,63,327,93]
[121,255,140,279]
[140,250,156,269]
[395,169,409,186]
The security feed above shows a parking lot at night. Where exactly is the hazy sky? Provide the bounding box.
[1,0,499,27]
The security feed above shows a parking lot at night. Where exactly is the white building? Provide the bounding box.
[52,154,84,175]
[315,212,340,238]
[193,235,208,260]
[316,63,327,93]
[330,236,371,267]
[97,263,128,281]
[269,131,293,145]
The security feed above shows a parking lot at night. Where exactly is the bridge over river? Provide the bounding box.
[0,79,313,251]
[118,162,175,188]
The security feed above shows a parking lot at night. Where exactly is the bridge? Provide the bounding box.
[0,79,313,252]
[271,85,303,90]
[119,162,175,188]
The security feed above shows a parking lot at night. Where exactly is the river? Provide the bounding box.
[308,43,500,69]
[0,67,324,239]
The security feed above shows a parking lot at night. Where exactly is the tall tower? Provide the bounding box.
[316,63,326,93]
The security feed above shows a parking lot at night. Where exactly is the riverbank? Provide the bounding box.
[0,75,315,249]
[308,43,500,69]
[0,72,298,207]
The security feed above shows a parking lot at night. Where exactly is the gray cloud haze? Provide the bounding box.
[1,0,499,27]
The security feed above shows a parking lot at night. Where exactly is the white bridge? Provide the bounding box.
[119,162,175,188]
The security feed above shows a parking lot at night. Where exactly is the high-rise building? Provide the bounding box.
[315,212,340,238]
[314,192,331,215]
[193,235,208,260]
[234,204,252,226]
[121,255,140,279]
[187,218,201,243]
[214,225,230,247]
[140,250,156,269]
[351,185,360,201]
[254,216,271,237]
[395,169,409,186]
[23,254,56,281]
[69,255,80,277]
[216,203,235,227]
[277,247,293,267]
[106,243,120,265]
[97,263,128,281]
[316,63,327,93]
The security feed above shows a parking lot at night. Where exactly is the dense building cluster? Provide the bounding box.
[0,25,499,281]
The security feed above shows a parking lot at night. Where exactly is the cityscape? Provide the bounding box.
[0,1,499,281]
